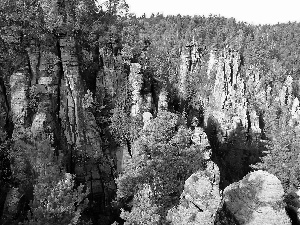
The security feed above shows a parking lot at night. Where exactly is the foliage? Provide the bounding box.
[24,139,90,225]
[3,0,300,223]
[120,184,160,225]
[110,106,143,146]
[115,111,206,224]
[27,173,89,225]
[253,101,300,193]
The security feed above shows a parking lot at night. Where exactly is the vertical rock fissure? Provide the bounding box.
[0,77,12,137]
[55,38,63,153]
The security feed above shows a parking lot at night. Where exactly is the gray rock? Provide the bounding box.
[167,161,221,225]
[224,170,291,225]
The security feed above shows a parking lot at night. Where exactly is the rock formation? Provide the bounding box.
[10,68,30,138]
[29,43,60,144]
[158,88,168,112]
[207,49,217,79]
[205,47,248,141]
[178,50,189,99]
[191,127,210,148]
[223,170,291,225]
[167,160,221,224]
[278,75,293,107]
[142,111,153,129]
[129,63,143,117]
[288,96,300,128]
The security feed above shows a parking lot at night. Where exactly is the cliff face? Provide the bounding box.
[2,7,300,223]
[10,69,30,137]
[205,48,248,140]
[0,2,118,224]
[0,40,279,223]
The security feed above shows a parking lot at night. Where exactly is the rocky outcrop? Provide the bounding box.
[158,88,168,112]
[223,170,291,225]
[30,44,60,144]
[273,75,300,129]
[2,1,122,224]
[26,40,40,86]
[59,36,84,153]
[178,50,189,99]
[101,54,125,98]
[290,97,300,127]
[142,111,153,129]
[167,161,221,225]
[205,47,248,140]
[59,36,103,158]
[207,49,217,79]
[58,36,115,219]
[129,63,143,117]
[115,145,131,173]
[3,68,31,223]
[10,68,30,138]
[191,127,209,147]
[278,75,293,107]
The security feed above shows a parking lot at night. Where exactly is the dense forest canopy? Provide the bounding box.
[1,0,300,224]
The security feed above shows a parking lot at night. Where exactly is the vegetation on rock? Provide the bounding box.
[1,0,300,224]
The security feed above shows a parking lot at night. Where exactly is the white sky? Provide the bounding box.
[125,0,300,25]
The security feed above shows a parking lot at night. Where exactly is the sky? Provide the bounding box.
[124,0,300,25]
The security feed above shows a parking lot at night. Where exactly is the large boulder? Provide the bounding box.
[167,161,221,224]
[223,170,291,225]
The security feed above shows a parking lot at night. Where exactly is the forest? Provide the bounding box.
[1,0,300,224]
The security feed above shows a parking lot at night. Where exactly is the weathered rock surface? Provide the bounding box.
[191,127,209,147]
[158,89,168,112]
[223,170,291,225]
[30,46,60,143]
[59,36,103,158]
[129,63,143,117]
[205,47,248,139]
[10,69,29,129]
[167,161,221,225]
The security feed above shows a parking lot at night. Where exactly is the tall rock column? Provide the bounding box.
[4,68,30,223]
[10,68,30,138]
[178,51,189,99]
[158,88,168,112]
[129,63,143,117]
[278,75,293,107]
[96,48,105,107]
[59,36,85,155]
[30,48,60,143]
[207,49,217,79]
[26,40,40,86]
[206,48,247,138]
[59,36,104,201]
